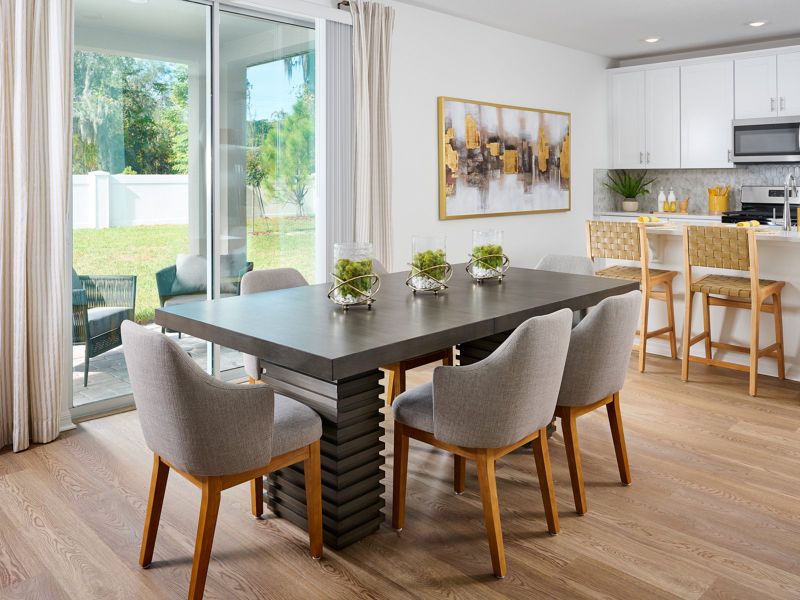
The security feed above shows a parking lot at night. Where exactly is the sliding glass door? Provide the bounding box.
[215,8,316,376]
[69,0,318,415]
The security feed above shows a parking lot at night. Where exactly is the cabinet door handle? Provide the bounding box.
[771,97,776,112]
[780,96,786,111]
[728,149,733,162]
[646,151,651,164]
[639,151,644,164]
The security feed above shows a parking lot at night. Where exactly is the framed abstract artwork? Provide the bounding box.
[438,96,571,220]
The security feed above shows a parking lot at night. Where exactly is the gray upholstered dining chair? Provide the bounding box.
[121,321,323,600]
[554,290,641,515]
[372,259,455,405]
[535,254,594,276]
[391,309,573,579]
[241,268,308,383]
[535,254,595,326]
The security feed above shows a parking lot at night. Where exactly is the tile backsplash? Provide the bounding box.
[594,165,800,214]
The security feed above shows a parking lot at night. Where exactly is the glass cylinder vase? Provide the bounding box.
[408,235,450,292]
[468,229,507,281]
[330,242,377,308]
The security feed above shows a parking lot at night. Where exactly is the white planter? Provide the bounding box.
[622,199,639,212]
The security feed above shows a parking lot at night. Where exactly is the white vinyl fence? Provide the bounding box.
[73,171,189,229]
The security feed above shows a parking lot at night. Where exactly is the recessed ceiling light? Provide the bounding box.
[643,37,660,44]
[128,0,149,4]
[748,21,768,27]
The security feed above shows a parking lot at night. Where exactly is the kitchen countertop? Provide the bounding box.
[595,211,722,221]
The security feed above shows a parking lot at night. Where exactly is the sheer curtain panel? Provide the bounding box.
[350,0,394,267]
[0,0,73,451]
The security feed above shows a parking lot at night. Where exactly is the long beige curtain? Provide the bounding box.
[350,0,394,267]
[0,0,73,452]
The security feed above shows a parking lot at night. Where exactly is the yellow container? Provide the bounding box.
[708,186,729,215]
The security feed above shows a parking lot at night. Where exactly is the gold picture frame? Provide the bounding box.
[438,96,571,220]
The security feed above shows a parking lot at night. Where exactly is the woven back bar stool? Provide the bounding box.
[586,221,678,372]
[681,225,785,397]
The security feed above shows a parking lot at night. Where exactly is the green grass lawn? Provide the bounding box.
[73,217,315,323]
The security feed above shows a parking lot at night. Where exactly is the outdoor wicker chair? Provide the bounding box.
[72,269,137,387]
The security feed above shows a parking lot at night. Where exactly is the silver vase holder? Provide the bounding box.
[328,273,381,310]
[466,253,510,283]
[405,262,454,294]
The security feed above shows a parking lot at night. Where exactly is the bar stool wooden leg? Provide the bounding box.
[638,292,650,373]
[384,367,396,406]
[454,455,466,494]
[749,299,761,397]
[475,451,506,578]
[665,280,678,359]
[773,292,786,380]
[701,292,712,360]
[681,291,694,382]
[443,347,454,366]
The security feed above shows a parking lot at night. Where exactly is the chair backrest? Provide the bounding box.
[535,254,594,276]
[685,225,750,271]
[431,309,573,448]
[241,267,308,295]
[121,321,275,476]
[586,220,642,262]
[371,258,388,276]
[557,290,641,407]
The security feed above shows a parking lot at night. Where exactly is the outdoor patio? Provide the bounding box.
[72,325,245,406]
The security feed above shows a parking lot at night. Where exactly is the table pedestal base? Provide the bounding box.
[261,365,385,549]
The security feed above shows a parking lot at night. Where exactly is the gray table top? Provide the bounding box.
[155,265,639,381]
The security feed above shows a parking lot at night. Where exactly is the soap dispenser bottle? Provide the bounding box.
[657,189,666,213]
[667,188,677,212]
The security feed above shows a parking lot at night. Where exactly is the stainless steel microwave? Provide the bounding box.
[732,116,800,163]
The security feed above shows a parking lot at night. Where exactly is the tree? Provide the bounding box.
[260,90,314,216]
[72,50,189,175]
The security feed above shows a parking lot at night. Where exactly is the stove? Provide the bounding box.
[722,185,800,225]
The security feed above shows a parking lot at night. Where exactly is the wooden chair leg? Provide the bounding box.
[638,291,650,373]
[681,290,694,382]
[384,367,396,406]
[188,477,222,600]
[665,280,678,359]
[304,441,323,559]
[560,410,587,515]
[140,454,169,568]
[475,451,506,578]
[749,299,761,397]
[701,292,712,360]
[773,292,786,380]
[250,476,263,518]
[392,423,409,531]
[606,392,632,485]
[531,428,560,534]
[442,347,454,366]
[454,455,466,494]
[396,367,406,399]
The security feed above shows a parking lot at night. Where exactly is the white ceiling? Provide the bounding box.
[392,0,800,60]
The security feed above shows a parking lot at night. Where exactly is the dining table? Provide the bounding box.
[155,265,639,549]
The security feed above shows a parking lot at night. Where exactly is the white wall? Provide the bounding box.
[387,2,610,270]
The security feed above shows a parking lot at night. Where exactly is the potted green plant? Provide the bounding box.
[604,170,656,212]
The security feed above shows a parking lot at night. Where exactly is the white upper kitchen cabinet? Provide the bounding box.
[610,70,646,169]
[645,67,681,169]
[778,52,800,116]
[735,55,778,119]
[681,60,734,168]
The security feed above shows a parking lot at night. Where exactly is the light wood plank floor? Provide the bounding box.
[1,354,800,599]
